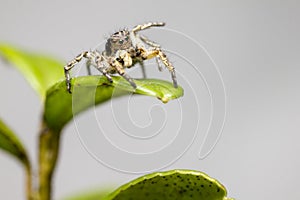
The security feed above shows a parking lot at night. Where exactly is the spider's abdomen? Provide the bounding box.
[105,30,133,56]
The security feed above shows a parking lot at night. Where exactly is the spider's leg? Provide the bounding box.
[64,51,93,93]
[138,35,164,71]
[86,60,92,75]
[95,56,113,83]
[110,60,137,89]
[156,57,164,72]
[140,47,178,88]
[139,61,147,78]
[132,22,165,33]
[139,34,160,48]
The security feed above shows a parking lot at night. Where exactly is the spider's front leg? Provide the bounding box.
[64,51,93,93]
[132,22,165,33]
[94,55,113,83]
[140,47,178,88]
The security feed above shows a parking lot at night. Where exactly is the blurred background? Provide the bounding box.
[0,1,299,199]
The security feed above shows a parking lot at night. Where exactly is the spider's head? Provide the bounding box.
[105,30,132,56]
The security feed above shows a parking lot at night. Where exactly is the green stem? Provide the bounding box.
[38,123,61,200]
[25,162,35,200]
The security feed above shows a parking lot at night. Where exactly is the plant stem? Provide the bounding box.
[38,123,61,200]
[25,162,35,200]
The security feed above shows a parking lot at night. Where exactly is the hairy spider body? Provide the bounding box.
[64,22,177,93]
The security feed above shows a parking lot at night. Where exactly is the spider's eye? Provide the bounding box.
[119,40,124,44]
[110,38,116,42]
[125,36,129,41]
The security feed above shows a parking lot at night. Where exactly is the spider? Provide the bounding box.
[64,22,178,93]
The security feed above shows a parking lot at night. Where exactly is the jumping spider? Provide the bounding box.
[64,22,178,93]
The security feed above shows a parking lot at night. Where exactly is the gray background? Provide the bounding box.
[0,1,299,200]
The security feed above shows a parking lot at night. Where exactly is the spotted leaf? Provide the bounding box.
[105,169,234,200]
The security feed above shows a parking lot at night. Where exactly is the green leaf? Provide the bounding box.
[44,75,183,132]
[0,43,64,98]
[105,169,234,200]
[0,118,30,167]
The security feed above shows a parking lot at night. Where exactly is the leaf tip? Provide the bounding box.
[159,96,170,103]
